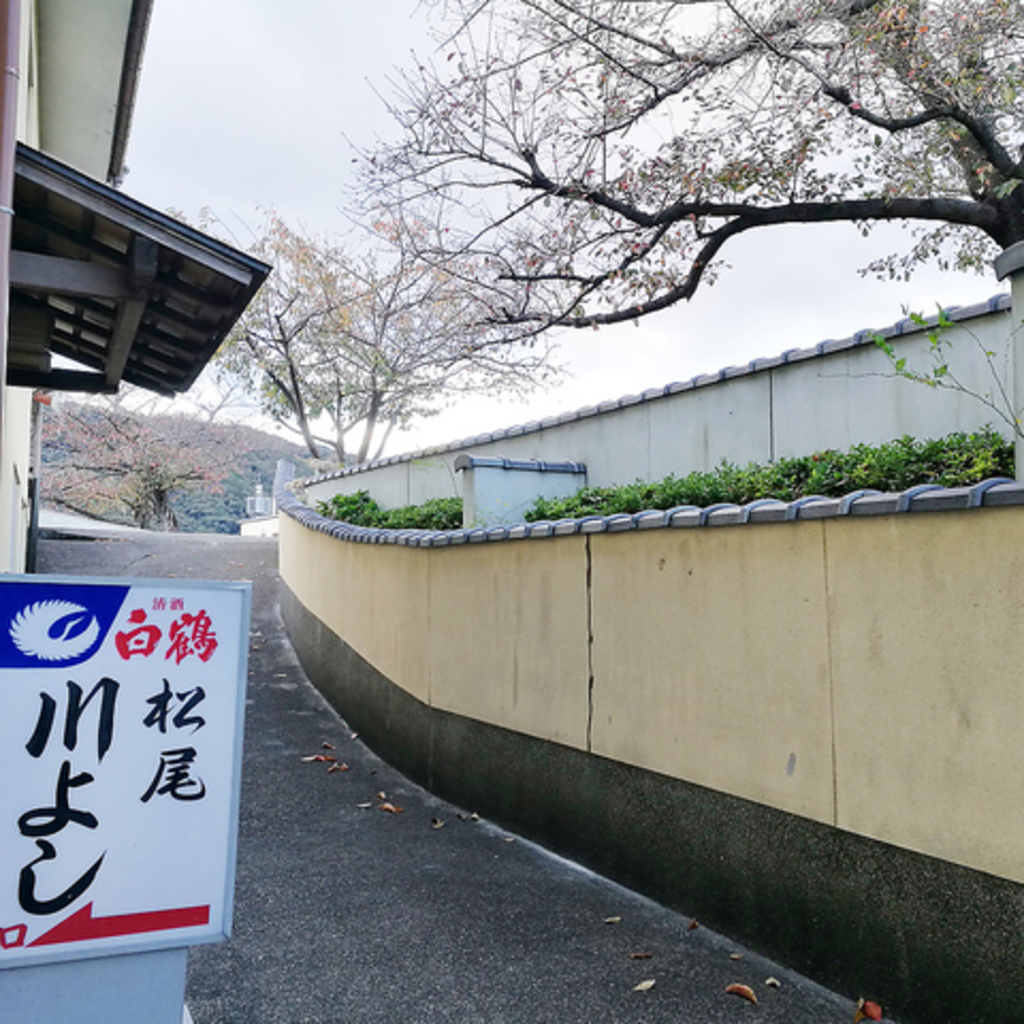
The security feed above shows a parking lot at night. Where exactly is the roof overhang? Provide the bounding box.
[8,144,270,396]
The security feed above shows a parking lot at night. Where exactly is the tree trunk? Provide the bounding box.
[372,419,396,461]
[356,394,382,465]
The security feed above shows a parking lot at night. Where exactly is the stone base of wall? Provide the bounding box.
[282,585,1024,1024]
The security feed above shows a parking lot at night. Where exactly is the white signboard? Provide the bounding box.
[0,576,249,969]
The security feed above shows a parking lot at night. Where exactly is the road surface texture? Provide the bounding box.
[38,529,878,1024]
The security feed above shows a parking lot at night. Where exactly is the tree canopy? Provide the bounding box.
[219,214,559,464]
[361,0,1024,336]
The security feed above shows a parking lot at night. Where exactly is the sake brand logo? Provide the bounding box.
[9,601,100,663]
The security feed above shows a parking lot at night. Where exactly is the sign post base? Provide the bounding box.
[0,947,187,1024]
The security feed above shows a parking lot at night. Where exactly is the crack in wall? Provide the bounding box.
[585,535,595,753]
[821,521,839,828]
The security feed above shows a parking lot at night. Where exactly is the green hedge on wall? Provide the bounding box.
[316,491,463,530]
[526,428,1013,521]
[313,429,1013,528]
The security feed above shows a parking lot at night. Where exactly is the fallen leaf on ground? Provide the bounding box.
[377,791,387,799]
[378,802,404,814]
[604,916,622,924]
[725,983,758,1005]
[301,755,336,763]
[503,837,515,843]
[430,818,446,829]
[633,979,655,992]
[321,742,335,750]
[729,953,744,961]
[350,732,359,740]
[854,998,883,1021]
[470,812,480,821]
[326,763,350,773]
[629,952,653,960]
[687,919,700,931]
[356,802,373,809]
[765,977,781,988]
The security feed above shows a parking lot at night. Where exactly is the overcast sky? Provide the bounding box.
[125,0,1005,453]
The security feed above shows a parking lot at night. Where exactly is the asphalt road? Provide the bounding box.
[38,530,869,1024]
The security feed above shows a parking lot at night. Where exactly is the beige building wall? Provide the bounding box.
[826,510,1024,883]
[0,3,43,574]
[281,521,433,704]
[589,525,835,825]
[427,539,589,749]
[282,503,1024,889]
[280,517,591,746]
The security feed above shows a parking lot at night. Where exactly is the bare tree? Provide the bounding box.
[218,213,560,463]
[358,0,1024,336]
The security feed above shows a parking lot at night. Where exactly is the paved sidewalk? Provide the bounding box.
[38,531,869,1024]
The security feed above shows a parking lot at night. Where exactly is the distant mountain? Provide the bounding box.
[171,421,310,534]
[41,400,310,534]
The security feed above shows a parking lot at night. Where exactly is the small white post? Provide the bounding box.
[454,454,587,527]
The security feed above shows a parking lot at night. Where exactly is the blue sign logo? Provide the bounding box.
[0,583,129,668]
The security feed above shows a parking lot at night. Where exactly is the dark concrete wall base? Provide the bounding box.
[282,586,1024,1024]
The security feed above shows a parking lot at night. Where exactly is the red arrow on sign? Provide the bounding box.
[30,902,210,947]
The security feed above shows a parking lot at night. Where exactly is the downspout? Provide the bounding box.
[107,0,154,186]
[0,0,21,457]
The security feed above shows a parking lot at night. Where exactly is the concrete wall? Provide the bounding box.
[304,298,1013,510]
[458,457,587,526]
[279,491,1024,1024]
[239,515,279,538]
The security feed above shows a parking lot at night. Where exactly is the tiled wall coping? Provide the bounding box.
[453,455,587,474]
[276,461,1024,548]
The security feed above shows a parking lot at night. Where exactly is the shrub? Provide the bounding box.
[317,490,463,530]
[314,430,1012,529]
[524,428,1013,521]
[377,497,464,531]
[316,490,385,525]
